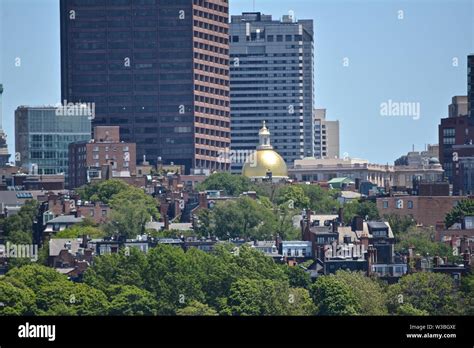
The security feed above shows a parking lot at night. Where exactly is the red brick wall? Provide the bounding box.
[377,196,464,227]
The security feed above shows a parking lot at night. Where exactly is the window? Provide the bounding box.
[383,201,388,209]
[276,35,283,42]
[267,35,273,42]
[407,200,414,209]
[101,210,107,217]
[232,35,239,42]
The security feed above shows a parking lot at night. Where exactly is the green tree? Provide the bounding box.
[223,278,290,316]
[5,264,69,293]
[76,179,130,204]
[386,272,462,315]
[300,185,340,214]
[108,285,158,316]
[395,227,454,261]
[176,300,218,316]
[213,197,272,240]
[144,245,206,315]
[276,185,310,209]
[54,223,104,239]
[384,214,416,235]
[0,200,38,242]
[286,287,317,315]
[105,186,159,240]
[84,247,148,292]
[343,200,379,225]
[194,208,215,238]
[35,282,109,316]
[445,199,474,228]
[196,173,256,196]
[332,270,387,315]
[286,266,311,289]
[460,274,474,315]
[0,279,36,315]
[310,275,360,315]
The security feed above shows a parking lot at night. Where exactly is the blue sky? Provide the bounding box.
[0,0,473,164]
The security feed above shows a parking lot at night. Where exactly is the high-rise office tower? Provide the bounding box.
[15,106,91,183]
[438,55,474,194]
[0,84,11,166]
[229,12,314,172]
[313,109,339,159]
[60,0,230,173]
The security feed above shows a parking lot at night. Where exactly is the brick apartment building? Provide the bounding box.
[377,195,470,227]
[68,126,136,189]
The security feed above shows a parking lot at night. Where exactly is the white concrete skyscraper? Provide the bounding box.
[229,12,314,172]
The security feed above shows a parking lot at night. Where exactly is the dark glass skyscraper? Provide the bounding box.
[60,0,230,173]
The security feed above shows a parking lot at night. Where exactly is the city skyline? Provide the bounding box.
[0,0,473,165]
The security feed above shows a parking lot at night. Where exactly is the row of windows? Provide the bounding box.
[196,127,229,139]
[194,29,228,45]
[193,19,228,35]
[194,73,229,87]
[195,83,229,97]
[194,52,228,66]
[195,105,229,118]
[196,116,229,129]
[230,34,303,43]
[194,39,228,56]
[195,137,229,149]
[195,95,229,108]
[194,63,228,77]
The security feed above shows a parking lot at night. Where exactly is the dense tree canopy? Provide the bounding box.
[386,272,463,315]
[196,173,258,196]
[310,275,360,315]
[0,200,38,244]
[76,179,130,204]
[445,199,474,228]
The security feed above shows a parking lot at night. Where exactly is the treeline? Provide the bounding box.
[0,244,472,316]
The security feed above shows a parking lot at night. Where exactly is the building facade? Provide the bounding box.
[290,157,394,187]
[15,106,91,183]
[377,195,468,227]
[439,56,474,193]
[313,108,339,159]
[60,0,230,173]
[68,126,136,189]
[229,12,314,172]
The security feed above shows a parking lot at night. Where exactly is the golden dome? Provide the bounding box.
[241,121,288,179]
[242,149,288,178]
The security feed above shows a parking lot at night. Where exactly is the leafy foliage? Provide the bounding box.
[445,199,474,228]
[386,272,462,315]
[76,179,130,204]
[196,173,257,196]
[310,275,360,315]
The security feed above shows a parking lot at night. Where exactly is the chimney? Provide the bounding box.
[164,213,170,231]
[351,216,364,232]
[460,235,468,256]
[338,207,344,224]
[365,246,376,276]
[463,249,471,267]
[81,234,88,249]
[332,219,338,233]
[198,192,207,209]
